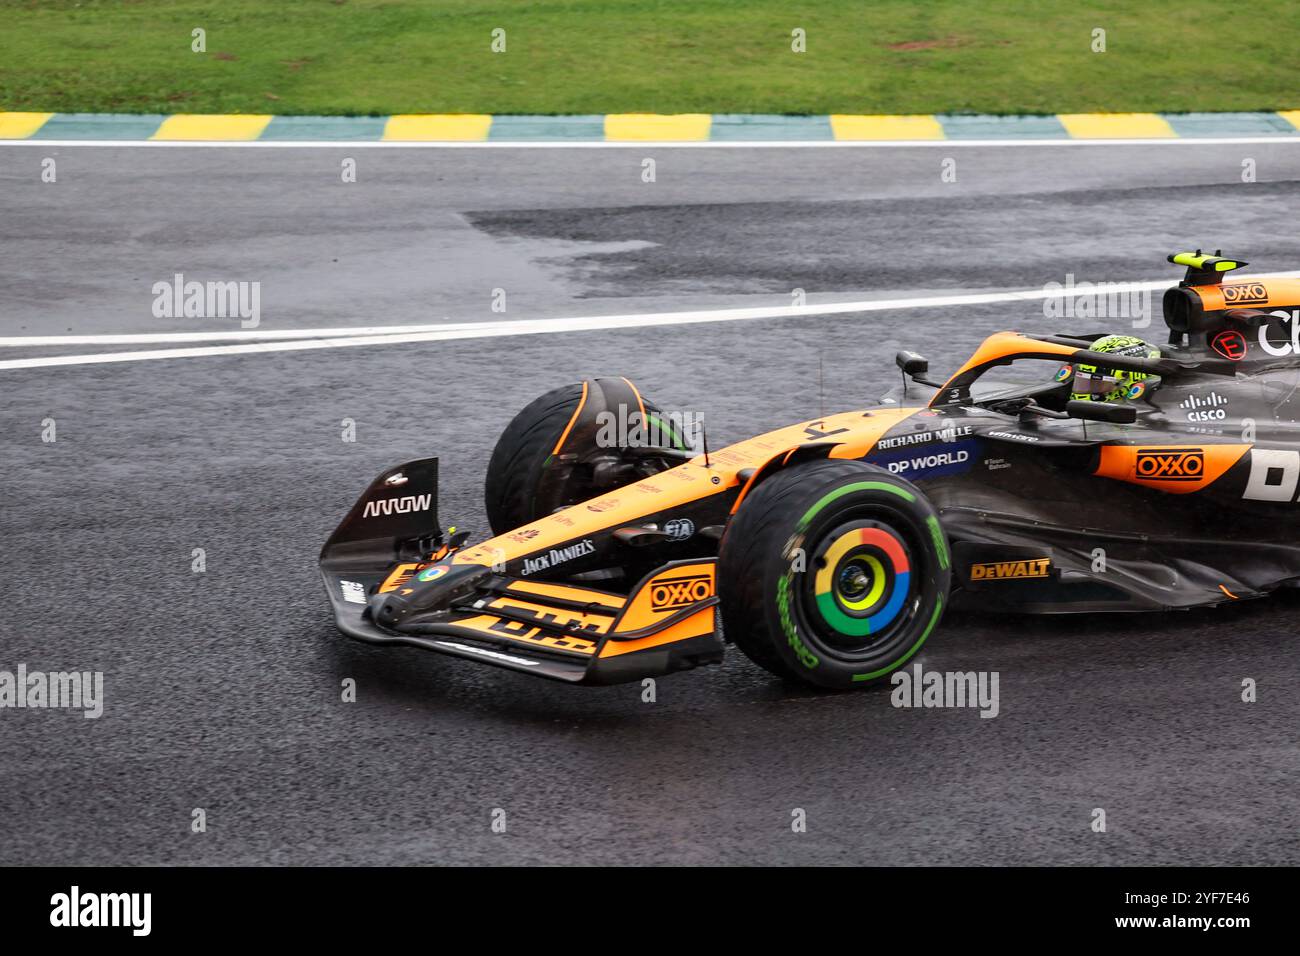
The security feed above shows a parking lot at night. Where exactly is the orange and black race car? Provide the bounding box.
[321,252,1300,690]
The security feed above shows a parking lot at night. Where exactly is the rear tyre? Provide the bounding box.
[484,382,686,536]
[718,459,950,690]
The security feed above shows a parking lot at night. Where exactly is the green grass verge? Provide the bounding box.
[2,0,1298,116]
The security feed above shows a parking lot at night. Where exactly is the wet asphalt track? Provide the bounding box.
[1,143,1298,865]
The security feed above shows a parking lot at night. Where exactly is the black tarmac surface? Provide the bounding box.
[1,142,1297,864]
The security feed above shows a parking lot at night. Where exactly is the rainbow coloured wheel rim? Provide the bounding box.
[806,520,916,651]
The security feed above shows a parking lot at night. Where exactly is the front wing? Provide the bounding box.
[322,559,724,684]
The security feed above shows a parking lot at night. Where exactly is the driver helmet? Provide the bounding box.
[1057,334,1161,403]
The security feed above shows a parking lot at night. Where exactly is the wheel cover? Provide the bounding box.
[808,520,913,646]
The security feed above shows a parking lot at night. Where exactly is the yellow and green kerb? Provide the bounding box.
[3,111,1299,142]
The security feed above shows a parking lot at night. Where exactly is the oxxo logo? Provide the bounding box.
[1135,448,1205,481]
[1222,282,1268,305]
[649,573,712,612]
[1244,449,1300,501]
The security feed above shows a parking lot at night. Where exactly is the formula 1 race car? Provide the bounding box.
[321,252,1300,690]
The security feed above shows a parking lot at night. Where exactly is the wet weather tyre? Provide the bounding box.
[718,459,950,690]
[484,382,683,535]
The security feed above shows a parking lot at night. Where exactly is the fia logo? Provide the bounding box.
[663,518,695,540]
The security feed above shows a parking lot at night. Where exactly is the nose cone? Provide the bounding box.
[369,589,413,628]
[368,562,490,631]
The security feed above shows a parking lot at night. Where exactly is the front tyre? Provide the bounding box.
[718,459,950,690]
[484,379,687,536]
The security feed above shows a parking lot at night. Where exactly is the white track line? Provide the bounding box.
[0,322,484,347]
[11,273,1300,372]
[2,136,1299,149]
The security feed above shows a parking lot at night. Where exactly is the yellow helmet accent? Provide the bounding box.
[1069,335,1160,404]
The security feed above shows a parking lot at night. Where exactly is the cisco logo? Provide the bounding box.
[1179,392,1228,422]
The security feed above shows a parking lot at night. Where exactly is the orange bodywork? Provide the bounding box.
[447,608,604,655]
[930,331,1077,407]
[436,564,717,660]
[1190,278,1300,312]
[600,561,717,658]
[507,579,625,610]
[550,380,589,455]
[1094,444,1250,493]
[452,406,920,572]
[379,562,425,593]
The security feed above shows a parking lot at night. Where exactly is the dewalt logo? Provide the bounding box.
[1135,448,1205,482]
[969,558,1051,581]
[649,573,713,612]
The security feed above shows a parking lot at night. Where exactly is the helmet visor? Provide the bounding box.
[1072,370,1124,395]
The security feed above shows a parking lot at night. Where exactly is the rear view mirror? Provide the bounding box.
[1066,400,1136,424]
[895,351,929,376]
